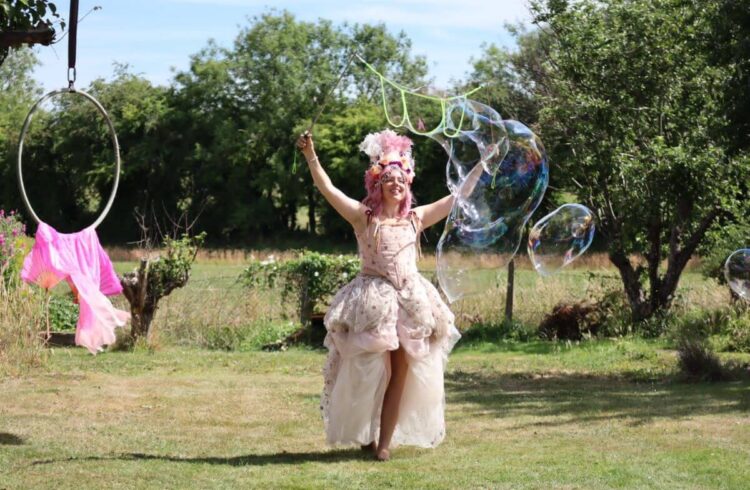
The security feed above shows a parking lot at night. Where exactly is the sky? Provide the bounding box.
[31,0,534,92]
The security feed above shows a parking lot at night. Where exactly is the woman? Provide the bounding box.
[296,128,460,461]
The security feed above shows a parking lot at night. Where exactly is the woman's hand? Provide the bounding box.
[296,130,316,161]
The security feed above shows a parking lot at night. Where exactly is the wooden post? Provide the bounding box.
[504,259,515,323]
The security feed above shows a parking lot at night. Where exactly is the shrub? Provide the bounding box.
[700,219,750,287]
[47,294,78,332]
[242,251,360,326]
[676,336,727,382]
[538,301,601,340]
[121,232,206,342]
[0,210,29,288]
[669,307,750,354]
[725,311,750,353]
[202,325,247,351]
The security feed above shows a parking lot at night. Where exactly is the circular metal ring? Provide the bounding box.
[17,87,121,230]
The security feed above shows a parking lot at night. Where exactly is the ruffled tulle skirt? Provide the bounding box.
[321,273,460,448]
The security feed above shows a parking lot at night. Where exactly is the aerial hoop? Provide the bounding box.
[16,87,121,230]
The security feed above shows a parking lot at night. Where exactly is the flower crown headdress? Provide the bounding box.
[359,129,415,182]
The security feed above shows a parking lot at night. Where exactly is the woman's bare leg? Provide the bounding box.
[376,346,409,461]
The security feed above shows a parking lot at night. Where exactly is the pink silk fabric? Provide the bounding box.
[21,222,130,354]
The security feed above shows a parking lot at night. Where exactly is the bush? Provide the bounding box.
[0,210,30,288]
[700,219,750,287]
[538,301,600,340]
[725,311,750,353]
[241,251,360,325]
[676,336,728,382]
[668,307,750,353]
[202,325,247,351]
[47,294,78,332]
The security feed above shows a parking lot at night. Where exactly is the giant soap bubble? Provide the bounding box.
[724,249,750,301]
[435,117,548,302]
[528,204,595,276]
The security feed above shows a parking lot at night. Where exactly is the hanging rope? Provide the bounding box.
[67,0,79,89]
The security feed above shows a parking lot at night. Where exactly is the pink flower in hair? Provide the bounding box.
[359,129,415,178]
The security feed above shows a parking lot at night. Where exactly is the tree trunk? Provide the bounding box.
[120,259,155,341]
[308,187,317,235]
[504,259,515,323]
[609,248,651,322]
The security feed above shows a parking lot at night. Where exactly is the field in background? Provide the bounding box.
[105,252,727,349]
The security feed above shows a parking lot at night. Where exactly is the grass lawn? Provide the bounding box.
[2,340,749,489]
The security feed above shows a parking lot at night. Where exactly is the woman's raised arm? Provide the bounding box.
[296,131,367,230]
[414,160,485,230]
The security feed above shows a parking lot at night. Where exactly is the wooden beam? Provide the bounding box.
[0,23,55,48]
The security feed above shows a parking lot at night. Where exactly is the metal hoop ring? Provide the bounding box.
[17,87,121,230]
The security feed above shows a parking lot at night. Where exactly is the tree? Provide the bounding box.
[530,0,750,322]
[0,1,63,65]
[121,231,205,344]
[0,48,40,210]
[168,11,428,243]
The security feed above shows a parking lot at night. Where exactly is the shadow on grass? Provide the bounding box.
[32,448,372,467]
[0,433,24,445]
[446,369,750,428]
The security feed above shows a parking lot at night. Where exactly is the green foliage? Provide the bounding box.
[0,210,30,287]
[245,321,299,350]
[0,49,41,215]
[242,251,360,323]
[528,0,750,320]
[148,232,206,299]
[201,325,247,352]
[0,1,63,63]
[725,312,750,353]
[200,321,300,351]
[700,215,750,284]
[674,333,728,382]
[667,306,750,354]
[47,294,78,332]
[0,0,63,33]
[170,11,426,242]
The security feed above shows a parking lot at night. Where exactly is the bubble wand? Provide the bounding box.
[293,50,359,173]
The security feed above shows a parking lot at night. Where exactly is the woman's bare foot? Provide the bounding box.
[375,448,390,461]
[360,442,376,453]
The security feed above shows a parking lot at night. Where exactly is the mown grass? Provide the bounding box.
[2,255,748,487]
[1,341,748,489]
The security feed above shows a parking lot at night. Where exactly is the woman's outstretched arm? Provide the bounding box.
[296,131,367,231]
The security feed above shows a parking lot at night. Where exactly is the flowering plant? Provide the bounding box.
[0,210,30,287]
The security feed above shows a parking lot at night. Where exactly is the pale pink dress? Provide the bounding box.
[322,211,460,448]
[21,222,130,354]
